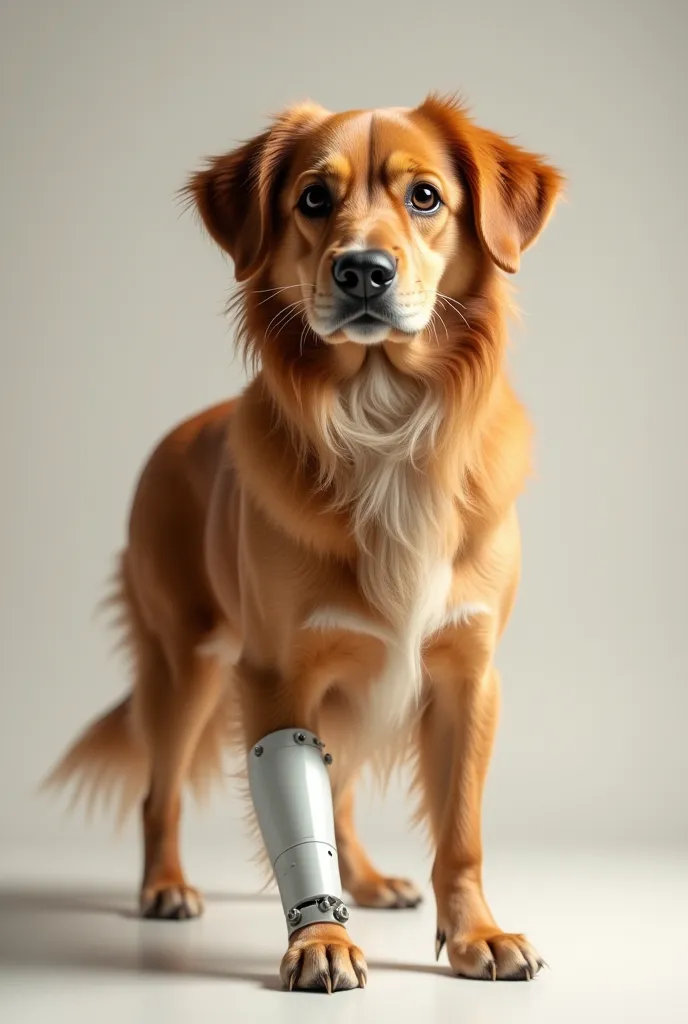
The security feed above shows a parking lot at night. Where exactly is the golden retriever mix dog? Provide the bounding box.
[50,94,563,992]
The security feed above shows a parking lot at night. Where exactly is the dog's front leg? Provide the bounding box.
[239,665,367,993]
[421,627,544,981]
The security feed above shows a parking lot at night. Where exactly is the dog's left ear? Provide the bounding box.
[418,95,565,273]
[185,102,328,281]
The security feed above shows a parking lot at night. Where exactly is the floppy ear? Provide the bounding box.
[419,95,565,273]
[185,103,327,281]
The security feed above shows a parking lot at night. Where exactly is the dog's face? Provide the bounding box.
[188,97,563,370]
[270,108,469,347]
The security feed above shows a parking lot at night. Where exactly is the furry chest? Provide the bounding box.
[304,563,490,733]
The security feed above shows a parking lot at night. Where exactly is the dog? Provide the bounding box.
[49,94,564,992]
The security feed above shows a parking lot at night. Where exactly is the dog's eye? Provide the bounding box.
[409,183,442,214]
[297,184,332,219]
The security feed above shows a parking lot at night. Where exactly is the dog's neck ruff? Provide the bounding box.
[316,353,454,727]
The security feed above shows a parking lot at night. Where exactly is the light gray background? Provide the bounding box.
[1,0,686,857]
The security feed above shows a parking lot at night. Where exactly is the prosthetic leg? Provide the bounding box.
[248,728,350,934]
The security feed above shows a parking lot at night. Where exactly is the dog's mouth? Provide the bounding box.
[348,313,380,327]
[332,306,396,331]
[312,306,423,344]
[306,287,434,345]
[339,309,415,345]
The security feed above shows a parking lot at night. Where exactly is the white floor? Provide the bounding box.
[1,839,685,1023]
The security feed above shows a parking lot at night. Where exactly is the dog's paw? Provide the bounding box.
[349,875,423,909]
[280,923,368,992]
[437,927,544,981]
[140,883,204,921]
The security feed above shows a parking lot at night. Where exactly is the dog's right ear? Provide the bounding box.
[185,103,328,282]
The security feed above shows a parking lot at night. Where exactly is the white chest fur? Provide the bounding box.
[310,355,495,733]
[304,567,491,733]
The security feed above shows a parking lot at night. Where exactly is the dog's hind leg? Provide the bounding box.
[135,633,225,920]
[335,782,423,909]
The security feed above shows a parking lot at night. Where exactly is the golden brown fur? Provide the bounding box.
[49,95,564,991]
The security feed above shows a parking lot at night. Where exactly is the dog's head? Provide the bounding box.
[187,96,563,383]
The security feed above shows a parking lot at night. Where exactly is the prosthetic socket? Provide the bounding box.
[248,728,349,934]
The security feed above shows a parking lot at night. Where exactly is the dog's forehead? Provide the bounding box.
[296,107,453,179]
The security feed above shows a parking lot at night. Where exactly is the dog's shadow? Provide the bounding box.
[0,883,448,989]
[0,883,283,990]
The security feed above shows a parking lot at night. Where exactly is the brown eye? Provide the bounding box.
[297,183,332,218]
[409,183,442,214]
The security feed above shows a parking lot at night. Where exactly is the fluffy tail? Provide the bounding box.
[45,552,236,825]
[43,553,149,825]
[44,694,148,826]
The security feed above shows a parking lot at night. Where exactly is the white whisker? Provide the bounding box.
[265,300,308,340]
[272,302,309,341]
[437,294,473,333]
[436,292,467,310]
[253,283,315,307]
[431,308,449,344]
[299,315,311,357]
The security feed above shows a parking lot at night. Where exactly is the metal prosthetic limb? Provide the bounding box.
[248,728,350,934]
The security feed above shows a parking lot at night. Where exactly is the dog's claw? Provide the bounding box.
[435,927,446,962]
[351,949,368,989]
[446,930,543,981]
[139,884,203,921]
[349,875,422,909]
[288,964,299,991]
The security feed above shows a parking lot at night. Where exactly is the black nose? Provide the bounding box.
[332,249,397,300]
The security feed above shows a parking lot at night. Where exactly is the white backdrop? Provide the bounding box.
[1,0,686,855]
